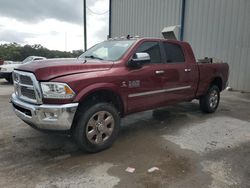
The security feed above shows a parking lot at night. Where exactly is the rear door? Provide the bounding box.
[160,41,195,102]
[126,41,167,113]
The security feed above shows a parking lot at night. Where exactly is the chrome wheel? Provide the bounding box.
[86,111,115,145]
[209,90,218,109]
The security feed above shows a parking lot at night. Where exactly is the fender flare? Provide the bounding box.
[73,82,127,113]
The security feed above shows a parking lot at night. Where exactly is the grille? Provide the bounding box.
[20,86,36,100]
[20,75,33,85]
[13,71,42,104]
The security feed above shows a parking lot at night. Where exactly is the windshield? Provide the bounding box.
[79,40,135,61]
[22,56,33,64]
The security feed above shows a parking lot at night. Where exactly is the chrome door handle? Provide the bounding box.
[155,70,165,75]
[184,68,191,72]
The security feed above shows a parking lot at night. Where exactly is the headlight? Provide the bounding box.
[40,82,75,99]
[0,68,7,72]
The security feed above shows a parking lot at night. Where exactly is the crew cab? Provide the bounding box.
[0,56,46,83]
[11,38,229,153]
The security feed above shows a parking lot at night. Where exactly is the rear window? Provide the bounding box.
[163,43,185,63]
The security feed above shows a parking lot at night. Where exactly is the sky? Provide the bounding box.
[0,0,109,51]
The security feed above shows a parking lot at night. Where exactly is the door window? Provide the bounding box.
[164,43,185,63]
[136,42,161,64]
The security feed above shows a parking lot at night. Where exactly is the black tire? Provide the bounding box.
[199,85,220,113]
[73,102,120,153]
[6,75,13,84]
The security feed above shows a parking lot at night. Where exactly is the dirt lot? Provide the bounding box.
[0,79,250,188]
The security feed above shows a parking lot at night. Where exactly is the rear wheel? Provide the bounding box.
[73,102,120,153]
[199,85,220,113]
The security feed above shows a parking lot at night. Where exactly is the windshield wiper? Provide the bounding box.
[84,55,104,60]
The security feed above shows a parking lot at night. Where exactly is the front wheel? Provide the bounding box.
[73,102,120,153]
[199,85,220,113]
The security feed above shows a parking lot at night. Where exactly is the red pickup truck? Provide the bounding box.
[11,38,229,152]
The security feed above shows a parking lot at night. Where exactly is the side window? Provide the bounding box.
[136,42,161,64]
[164,43,185,63]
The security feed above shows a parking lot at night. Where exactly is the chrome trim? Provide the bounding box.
[11,93,78,131]
[128,86,191,98]
[184,68,191,72]
[13,70,43,104]
[155,70,165,75]
[133,52,150,61]
[18,83,34,88]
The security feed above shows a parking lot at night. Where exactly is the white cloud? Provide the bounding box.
[87,0,109,48]
[0,0,109,51]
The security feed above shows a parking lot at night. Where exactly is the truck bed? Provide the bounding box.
[196,62,229,97]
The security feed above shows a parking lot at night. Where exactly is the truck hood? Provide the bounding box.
[16,58,114,81]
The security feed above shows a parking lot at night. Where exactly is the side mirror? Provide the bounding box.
[127,52,150,69]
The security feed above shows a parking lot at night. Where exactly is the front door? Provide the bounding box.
[126,41,166,113]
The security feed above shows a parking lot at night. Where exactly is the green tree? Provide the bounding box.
[0,43,83,61]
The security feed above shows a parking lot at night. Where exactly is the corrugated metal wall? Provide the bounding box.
[111,0,250,92]
[111,0,181,38]
[184,0,250,91]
